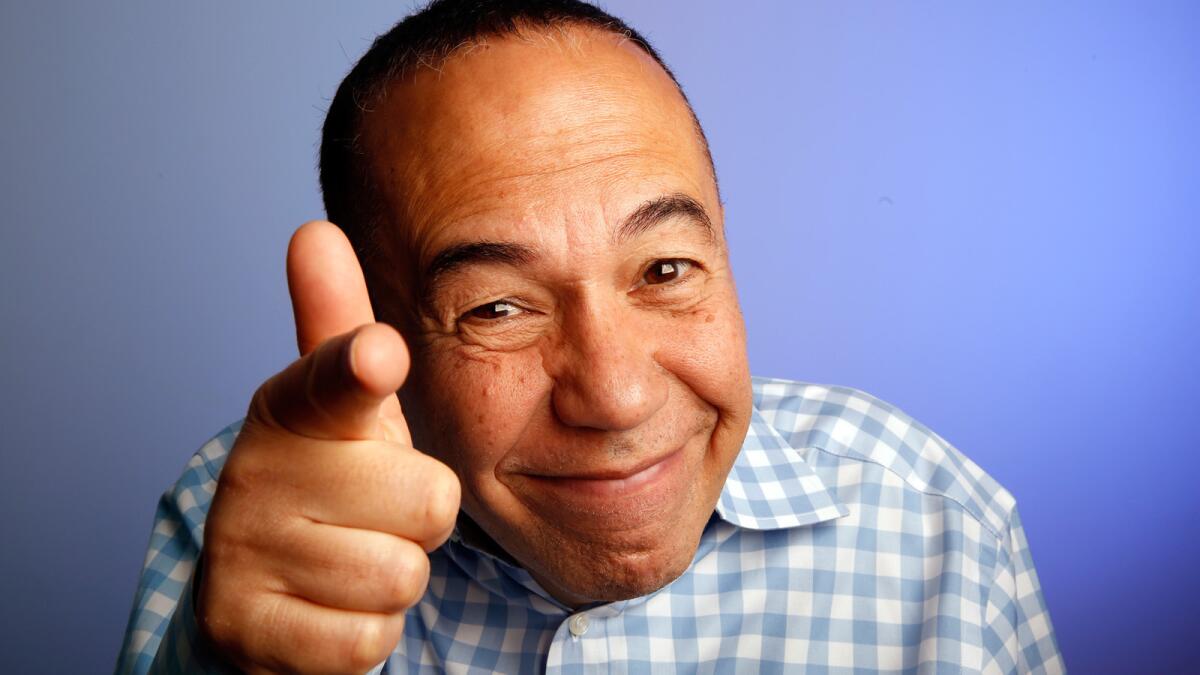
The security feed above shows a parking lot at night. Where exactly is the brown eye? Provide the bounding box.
[467,300,522,320]
[643,259,691,285]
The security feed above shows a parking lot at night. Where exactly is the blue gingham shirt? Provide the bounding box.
[117,377,1065,673]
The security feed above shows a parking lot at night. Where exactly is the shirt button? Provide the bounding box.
[568,612,590,637]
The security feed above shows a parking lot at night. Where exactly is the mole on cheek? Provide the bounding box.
[705,314,715,323]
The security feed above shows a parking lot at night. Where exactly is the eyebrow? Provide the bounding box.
[424,240,536,294]
[616,192,715,245]
[421,192,715,301]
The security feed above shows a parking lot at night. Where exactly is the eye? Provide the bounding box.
[643,259,693,285]
[466,300,523,321]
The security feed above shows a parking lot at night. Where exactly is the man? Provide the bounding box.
[117,1,1064,673]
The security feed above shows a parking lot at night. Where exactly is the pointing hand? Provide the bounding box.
[197,221,460,674]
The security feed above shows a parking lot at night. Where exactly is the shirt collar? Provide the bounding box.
[715,405,849,530]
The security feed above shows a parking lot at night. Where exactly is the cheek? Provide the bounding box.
[412,346,549,478]
[657,295,750,410]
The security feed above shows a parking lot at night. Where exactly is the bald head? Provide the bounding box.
[360,26,719,289]
[319,0,717,269]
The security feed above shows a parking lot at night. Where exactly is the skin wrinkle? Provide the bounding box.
[375,117,691,299]
[397,130,662,225]
[359,25,750,607]
[429,242,720,355]
[421,193,715,310]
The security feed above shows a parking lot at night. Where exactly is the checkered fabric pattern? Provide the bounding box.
[116,377,1064,674]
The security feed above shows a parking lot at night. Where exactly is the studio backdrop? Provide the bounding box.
[1,1,1197,672]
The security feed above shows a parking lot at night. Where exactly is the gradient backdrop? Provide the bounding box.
[1,1,1197,672]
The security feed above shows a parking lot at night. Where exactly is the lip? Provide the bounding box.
[520,444,687,500]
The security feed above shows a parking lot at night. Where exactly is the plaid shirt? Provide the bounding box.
[117,377,1064,674]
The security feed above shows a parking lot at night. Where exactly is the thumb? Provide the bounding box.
[287,220,376,356]
[285,220,409,439]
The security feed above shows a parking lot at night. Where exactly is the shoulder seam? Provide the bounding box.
[808,444,1009,543]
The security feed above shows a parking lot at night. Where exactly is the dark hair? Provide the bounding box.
[317,0,713,260]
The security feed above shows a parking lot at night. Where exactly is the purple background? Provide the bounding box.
[1,1,1197,672]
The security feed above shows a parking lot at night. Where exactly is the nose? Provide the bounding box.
[548,300,668,431]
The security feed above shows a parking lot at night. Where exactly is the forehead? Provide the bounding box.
[358,25,718,265]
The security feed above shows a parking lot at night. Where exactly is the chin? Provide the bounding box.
[579,550,695,602]
[521,515,707,606]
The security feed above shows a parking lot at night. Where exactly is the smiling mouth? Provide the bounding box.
[520,444,687,500]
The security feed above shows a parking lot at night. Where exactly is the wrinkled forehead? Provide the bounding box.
[356,24,718,267]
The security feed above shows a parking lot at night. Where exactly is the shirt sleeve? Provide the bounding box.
[981,506,1066,675]
[115,426,240,675]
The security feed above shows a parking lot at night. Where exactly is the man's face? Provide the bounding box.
[360,27,752,606]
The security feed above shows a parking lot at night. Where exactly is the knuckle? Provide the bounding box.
[210,456,286,528]
[199,535,238,573]
[346,615,400,672]
[422,462,462,532]
[201,520,268,585]
[379,545,429,610]
[212,453,258,499]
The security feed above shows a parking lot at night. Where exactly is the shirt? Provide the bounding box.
[116,376,1065,674]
